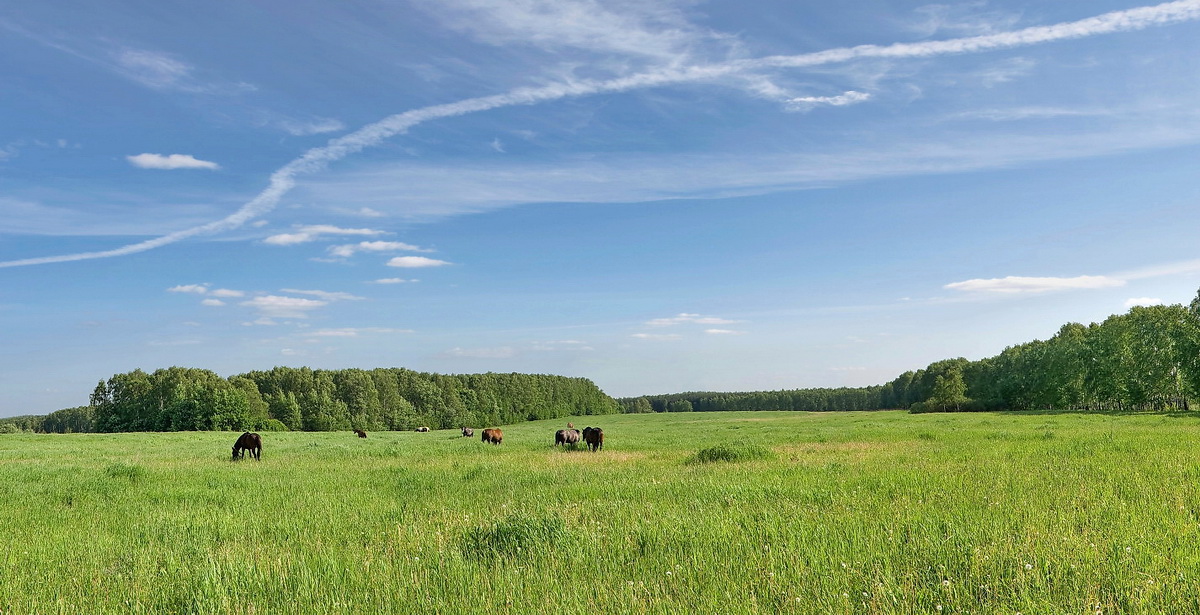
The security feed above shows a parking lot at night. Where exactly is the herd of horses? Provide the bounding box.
[230,423,604,460]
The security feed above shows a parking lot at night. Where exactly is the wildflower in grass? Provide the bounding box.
[1024,563,1033,570]
[942,580,951,587]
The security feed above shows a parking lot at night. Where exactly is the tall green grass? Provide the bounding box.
[1,411,1199,613]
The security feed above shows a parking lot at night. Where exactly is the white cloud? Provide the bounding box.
[263,225,386,246]
[631,333,682,341]
[308,327,414,337]
[387,256,452,268]
[240,295,328,319]
[373,278,419,284]
[944,275,1125,294]
[328,240,429,258]
[209,288,245,298]
[168,284,209,294]
[704,328,745,335]
[1125,297,1163,307]
[126,153,219,170]
[201,298,225,307]
[280,289,365,301]
[646,313,740,326]
[530,339,594,351]
[784,91,871,112]
[491,138,506,153]
[953,107,1112,122]
[945,259,1200,300]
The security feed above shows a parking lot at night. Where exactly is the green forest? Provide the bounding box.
[1,367,617,434]
[621,299,1200,416]
[5,295,1200,434]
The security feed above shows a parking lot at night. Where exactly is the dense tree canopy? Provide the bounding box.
[10,298,1200,434]
[13,367,616,433]
[619,302,1200,416]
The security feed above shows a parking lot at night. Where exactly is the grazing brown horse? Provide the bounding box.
[555,429,581,447]
[461,427,475,437]
[232,432,262,461]
[354,429,368,438]
[481,428,503,445]
[582,427,603,452]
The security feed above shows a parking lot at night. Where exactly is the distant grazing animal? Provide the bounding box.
[461,427,475,437]
[354,429,368,438]
[555,428,581,447]
[481,428,503,445]
[582,427,603,452]
[567,422,574,429]
[415,426,430,433]
[232,432,262,461]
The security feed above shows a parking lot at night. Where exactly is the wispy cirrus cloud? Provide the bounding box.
[112,48,254,94]
[944,275,1125,294]
[127,153,219,170]
[277,117,346,136]
[784,91,871,112]
[946,258,1200,296]
[372,277,419,284]
[263,225,387,246]
[7,0,1200,268]
[413,0,732,66]
[908,2,1024,38]
[307,327,414,337]
[280,289,365,302]
[631,332,683,341]
[646,313,740,326]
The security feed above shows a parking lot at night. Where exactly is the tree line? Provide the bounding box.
[5,367,617,433]
[7,294,1200,433]
[620,296,1200,415]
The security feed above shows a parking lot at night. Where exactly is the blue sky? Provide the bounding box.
[4,0,1200,416]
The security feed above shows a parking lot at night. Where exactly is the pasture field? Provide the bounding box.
[1,410,1199,614]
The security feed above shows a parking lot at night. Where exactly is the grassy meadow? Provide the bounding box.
[1,410,1199,614]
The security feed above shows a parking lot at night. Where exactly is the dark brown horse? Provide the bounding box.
[232,432,262,461]
[555,429,581,447]
[582,427,603,452]
[481,428,503,445]
[354,429,368,438]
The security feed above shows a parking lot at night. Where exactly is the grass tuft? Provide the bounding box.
[462,513,568,561]
[689,441,775,464]
[104,462,146,484]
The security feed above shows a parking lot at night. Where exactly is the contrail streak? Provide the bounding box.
[4,0,1199,268]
